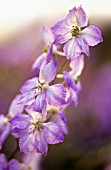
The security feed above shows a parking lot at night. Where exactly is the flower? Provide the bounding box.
[19,60,66,112]
[10,110,64,155]
[52,6,103,60]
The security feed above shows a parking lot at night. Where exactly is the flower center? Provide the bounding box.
[71,26,80,37]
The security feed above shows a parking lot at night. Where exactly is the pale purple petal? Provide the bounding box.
[70,88,79,106]
[52,19,70,36]
[39,60,57,83]
[46,84,66,106]
[70,54,84,78]
[0,154,7,169]
[74,6,88,27]
[81,25,103,46]
[20,77,39,93]
[42,26,54,45]
[19,129,36,153]
[35,129,48,155]
[32,53,47,71]
[19,90,35,106]
[63,38,81,60]
[55,32,72,44]
[33,92,46,113]
[10,113,30,130]
[8,94,24,116]
[77,36,90,56]
[65,7,77,26]
[63,71,78,92]
[58,109,69,135]
[8,159,22,170]
[44,122,64,144]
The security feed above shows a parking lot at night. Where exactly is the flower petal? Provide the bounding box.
[63,71,78,92]
[20,78,39,93]
[70,54,84,78]
[44,122,64,144]
[74,6,88,28]
[8,159,22,170]
[8,94,24,116]
[81,25,103,46]
[0,154,7,169]
[46,84,66,106]
[32,53,47,71]
[33,92,46,113]
[55,32,72,44]
[19,91,35,106]
[63,38,81,60]
[35,129,48,155]
[39,60,57,83]
[52,19,70,36]
[42,26,54,45]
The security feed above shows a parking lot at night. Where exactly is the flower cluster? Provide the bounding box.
[0,5,103,169]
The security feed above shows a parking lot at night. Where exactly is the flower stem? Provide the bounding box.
[55,50,66,57]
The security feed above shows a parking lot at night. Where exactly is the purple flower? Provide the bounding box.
[52,6,103,60]
[10,111,64,155]
[19,60,66,112]
[0,115,10,150]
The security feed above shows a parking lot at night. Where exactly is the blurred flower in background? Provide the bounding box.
[0,0,111,169]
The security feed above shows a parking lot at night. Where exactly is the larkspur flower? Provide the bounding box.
[0,115,10,150]
[19,60,66,112]
[52,5,103,60]
[10,109,64,155]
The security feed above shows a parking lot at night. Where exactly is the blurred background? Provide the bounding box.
[0,0,111,169]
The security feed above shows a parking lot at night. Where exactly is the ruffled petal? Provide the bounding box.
[44,122,64,144]
[39,60,57,84]
[63,71,78,92]
[20,78,39,93]
[81,25,103,46]
[75,6,88,27]
[46,84,66,106]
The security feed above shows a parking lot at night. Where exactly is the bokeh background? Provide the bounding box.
[0,0,111,169]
